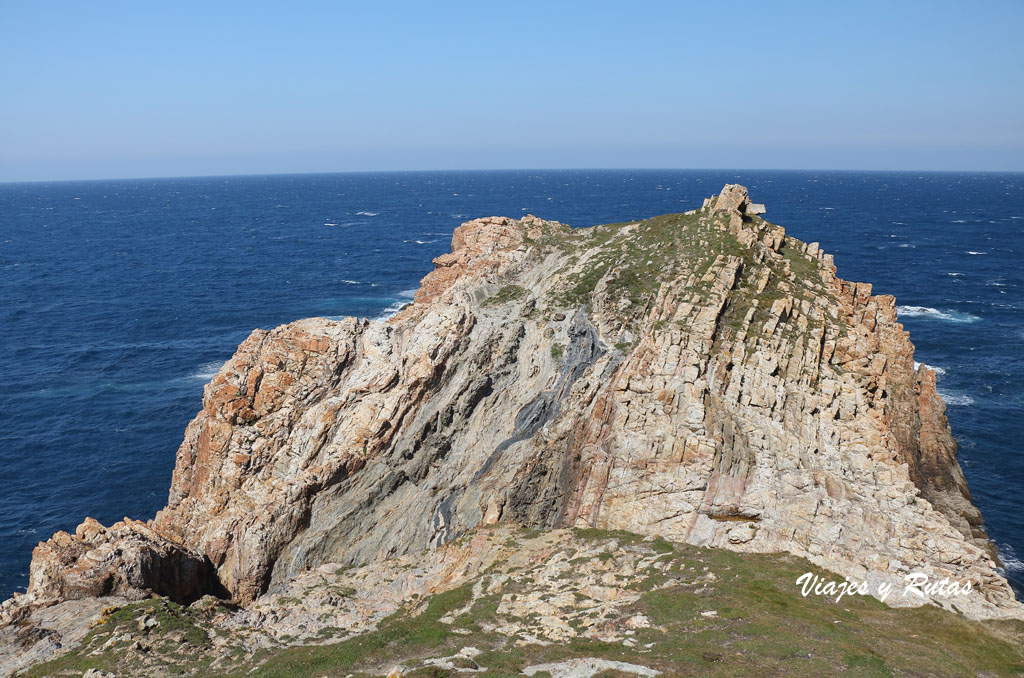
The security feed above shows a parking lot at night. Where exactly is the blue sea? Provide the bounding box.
[1,170,1022,599]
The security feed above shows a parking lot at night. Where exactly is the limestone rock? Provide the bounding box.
[19,517,211,609]
[3,185,1018,658]
[710,183,765,217]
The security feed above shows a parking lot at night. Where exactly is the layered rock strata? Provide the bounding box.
[3,185,1017,649]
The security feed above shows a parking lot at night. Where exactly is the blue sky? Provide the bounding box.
[2,1,1022,181]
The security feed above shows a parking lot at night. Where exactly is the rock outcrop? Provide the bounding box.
[3,185,1019,669]
[10,527,1024,677]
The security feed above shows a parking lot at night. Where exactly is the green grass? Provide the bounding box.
[249,582,476,677]
[26,528,1024,678]
[522,207,841,351]
[483,284,528,306]
[476,206,846,356]
[23,599,217,677]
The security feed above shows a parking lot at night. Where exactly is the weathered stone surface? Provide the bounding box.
[0,596,127,676]
[7,517,210,615]
[3,185,1019,666]
[712,183,751,213]
[10,526,1020,676]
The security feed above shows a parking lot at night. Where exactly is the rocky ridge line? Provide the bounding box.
[2,185,1018,671]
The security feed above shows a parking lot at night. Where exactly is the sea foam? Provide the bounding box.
[189,362,223,380]
[938,390,974,407]
[997,544,1024,574]
[897,306,981,323]
[913,361,947,376]
[374,301,407,321]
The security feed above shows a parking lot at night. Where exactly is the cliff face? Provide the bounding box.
[4,186,1017,637]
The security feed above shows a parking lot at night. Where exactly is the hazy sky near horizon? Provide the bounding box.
[2,1,1022,181]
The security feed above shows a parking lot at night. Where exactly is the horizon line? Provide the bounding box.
[3,166,1024,185]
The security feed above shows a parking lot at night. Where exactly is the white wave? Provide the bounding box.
[403,239,436,244]
[913,361,947,376]
[323,222,338,227]
[898,243,915,248]
[937,390,974,406]
[189,361,223,380]
[947,272,962,276]
[997,544,1024,573]
[355,211,379,216]
[897,306,981,323]
[340,279,361,285]
[374,301,407,321]
[398,288,418,299]
[967,251,987,255]
[951,219,967,224]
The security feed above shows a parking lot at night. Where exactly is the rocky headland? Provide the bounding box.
[3,186,1021,676]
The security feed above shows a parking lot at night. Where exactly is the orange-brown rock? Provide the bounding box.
[4,186,1018,646]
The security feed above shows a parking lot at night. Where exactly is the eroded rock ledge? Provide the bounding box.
[3,185,1018,670]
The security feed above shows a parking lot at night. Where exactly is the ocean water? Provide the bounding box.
[1,170,1022,599]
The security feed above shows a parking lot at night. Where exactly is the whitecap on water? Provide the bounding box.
[355,211,379,217]
[374,301,408,321]
[913,361,947,377]
[189,362,223,380]
[937,390,974,406]
[967,251,987,255]
[997,544,1024,574]
[366,290,419,320]
[897,306,981,323]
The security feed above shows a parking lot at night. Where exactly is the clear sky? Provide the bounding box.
[2,1,1022,181]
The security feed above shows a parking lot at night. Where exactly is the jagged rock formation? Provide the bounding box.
[2,186,1019,670]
